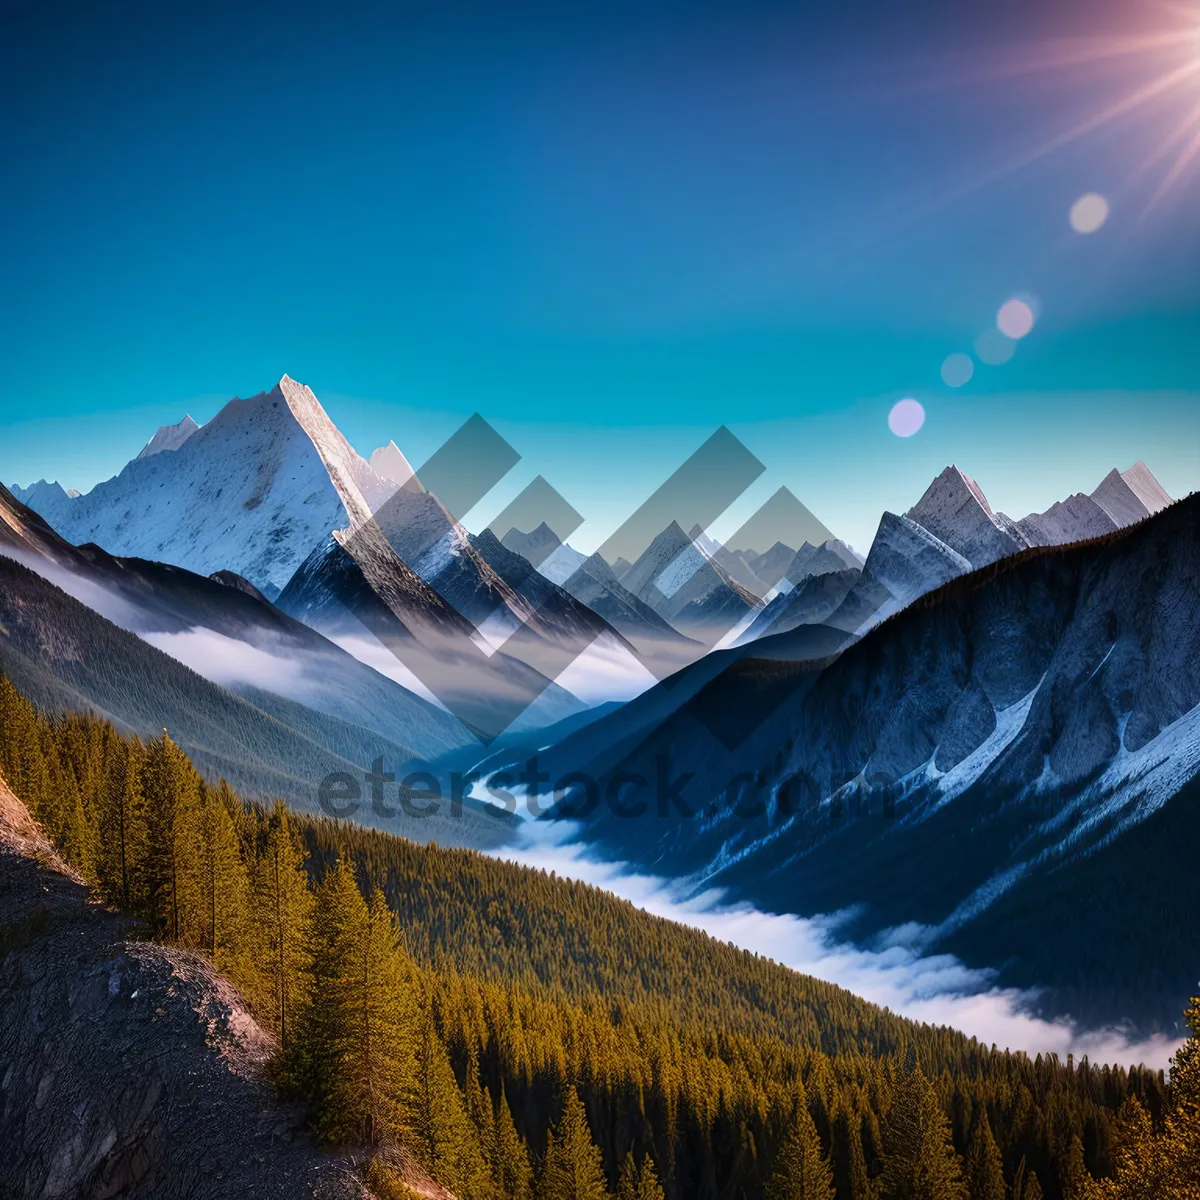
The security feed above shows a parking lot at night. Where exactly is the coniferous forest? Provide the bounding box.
[1,674,1197,1199]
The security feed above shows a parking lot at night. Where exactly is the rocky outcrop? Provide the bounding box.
[0,776,367,1200]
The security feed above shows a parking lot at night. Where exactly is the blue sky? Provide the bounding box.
[2,0,1198,550]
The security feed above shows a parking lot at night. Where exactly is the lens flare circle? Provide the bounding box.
[1070,192,1110,233]
[888,398,926,438]
[975,329,1017,365]
[997,298,1036,339]
[941,353,975,387]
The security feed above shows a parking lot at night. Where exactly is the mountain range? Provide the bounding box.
[0,480,519,847]
[5,372,1194,1031]
[9,376,1174,678]
[525,490,1199,1030]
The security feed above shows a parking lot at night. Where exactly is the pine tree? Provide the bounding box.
[62,759,98,883]
[617,1152,640,1200]
[291,866,421,1151]
[541,1087,610,1200]
[634,1155,663,1200]
[831,1104,872,1200]
[0,674,46,811]
[95,738,147,911]
[256,801,313,1049]
[1089,997,1200,1198]
[141,732,201,940]
[1012,1158,1044,1200]
[353,888,420,1149]
[766,1086,835,1200]
[285,855,371,1141]
[1059,1134,1089,1200]
[409,1002,488,1196]
[616,1151,664,1200]
[176,782,255,993]
[880,1066,967,1200]
[964,1106,1005,1200]
[464,1052,493,1146]
[493,1086,534,1200]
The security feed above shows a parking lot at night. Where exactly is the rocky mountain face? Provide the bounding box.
[732,542,794,592]
[618,521,761,642]
[806,461,1179,639]
[14,376,398,599]
[0,778,371,1200]
[827,511,972,634]
[7,379,600,730]
[469,528,631,651]
[905,465,1029,567]
[548,495,1200,1028]
[501,525,697,663]
[10,372,1174,672]
[785,538,861,581]
[903,461,1174,573]
[737,566,862,643]
[277,524,588,742]
[1016,492,1115,547]
[500,521,564,568]
[1091,459,1174,525]
[0,483,477,772]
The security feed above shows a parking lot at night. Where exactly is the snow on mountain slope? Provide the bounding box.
[7,481,76,531]
[906,465,1029,567]
[136,415,200,459]
[618,521,694,598]
[738,542,795,591]
[785,539,861,584]
[1012,462,1173,548]
[1017,493,1116,547]
[828,511,972,633]
[558,495,1200,1025]
[0,483,477,767]
[1117,459,1173,515]
[370,440,417,487]
[617,521,760,639]
[20,376,397,597]
[532,540,590,584]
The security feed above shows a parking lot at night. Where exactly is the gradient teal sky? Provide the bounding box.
[2,0,1198,551]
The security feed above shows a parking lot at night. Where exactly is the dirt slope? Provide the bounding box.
[0,775,369,1200]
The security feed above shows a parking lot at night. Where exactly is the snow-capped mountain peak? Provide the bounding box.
[1091,461,1173,527]
[906,464,1027,568]
[136,414,200,459]
[6,480,76,531]
[276,374,396,527]
[370,440,418,488]
[15,375,403,597]
[1119,460,1173,514]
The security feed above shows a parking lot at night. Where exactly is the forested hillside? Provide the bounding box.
[0,553,510,849]
[1,674,1195,1199]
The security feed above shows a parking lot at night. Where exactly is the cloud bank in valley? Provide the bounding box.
[492,817,1185,1070]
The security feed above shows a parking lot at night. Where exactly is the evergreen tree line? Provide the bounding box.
[2,674,1196,1200]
